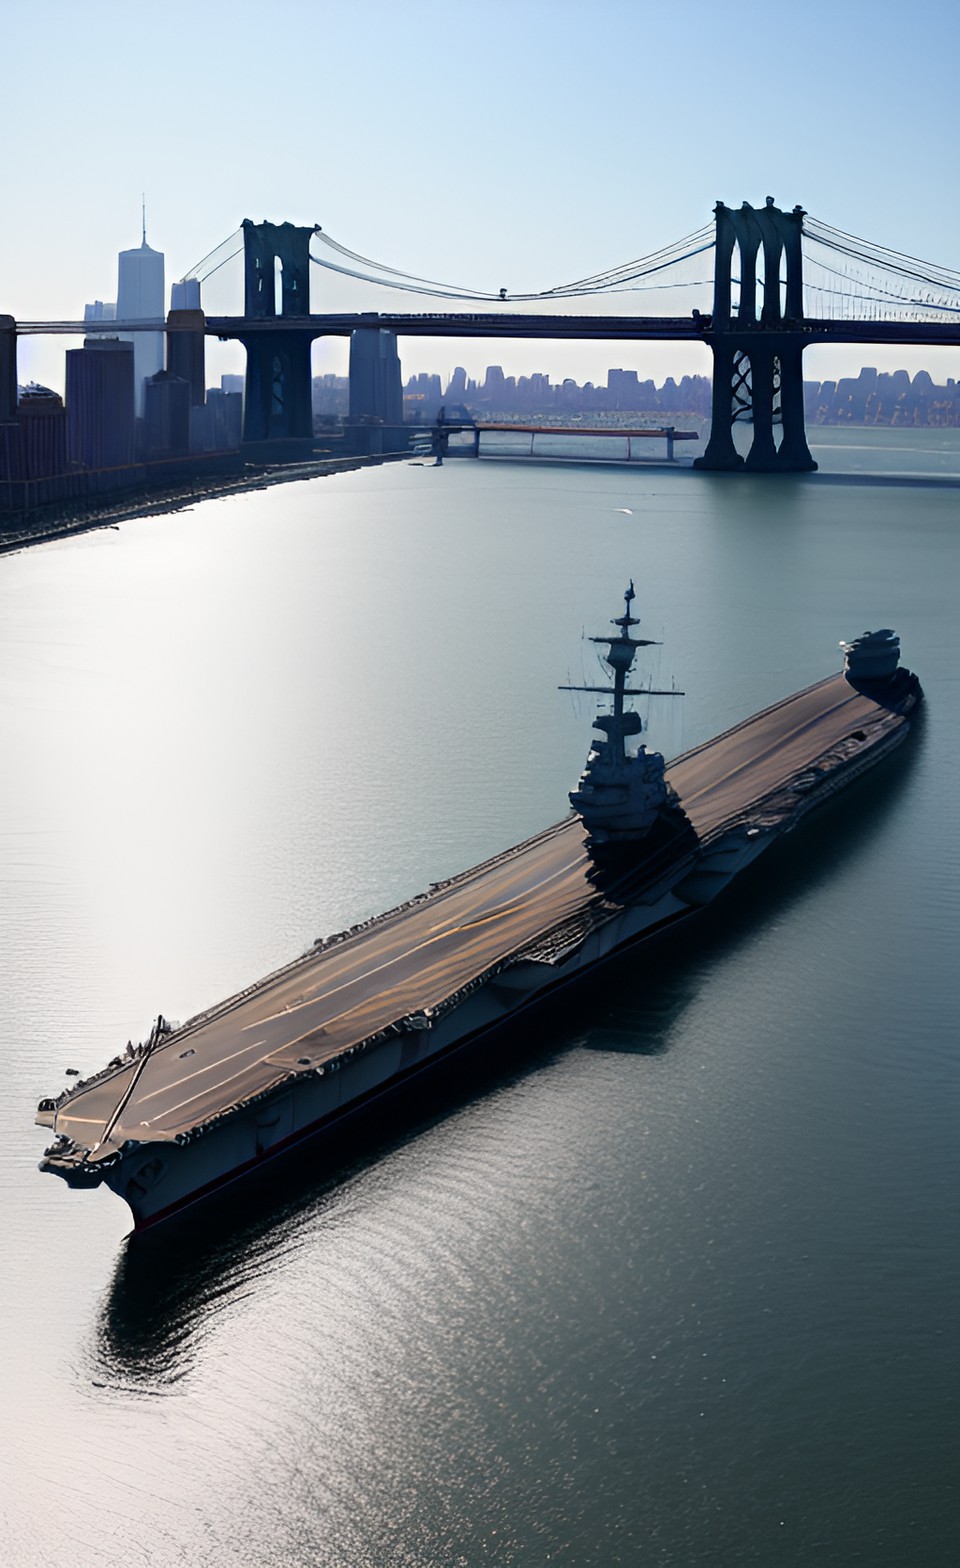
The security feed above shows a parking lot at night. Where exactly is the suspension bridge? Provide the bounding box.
[6,198,960,473]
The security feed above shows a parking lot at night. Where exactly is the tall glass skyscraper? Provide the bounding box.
[117,227,164,418]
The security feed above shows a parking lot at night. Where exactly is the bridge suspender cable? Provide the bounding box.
[805,218,960,288]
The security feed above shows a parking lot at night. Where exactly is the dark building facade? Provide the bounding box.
[143,370,191,458]
[0,422,18,482]
[349,329,403,425]
[65,338,136,470]
[205,389,243,450]
[17,387,68,478]
[166,309,206,406]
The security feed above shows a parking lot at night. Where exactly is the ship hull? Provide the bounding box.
[109,898,701,1230]
[110,734,901,1231]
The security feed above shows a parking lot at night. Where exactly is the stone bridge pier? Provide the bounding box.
[239,220,317,454]
[696,200,817,473]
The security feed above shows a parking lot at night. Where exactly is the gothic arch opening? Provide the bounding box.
[730,240,742,320]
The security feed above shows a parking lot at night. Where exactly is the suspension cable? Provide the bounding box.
[318,222,714,288]
[805,217,960,281]
[310,230,714,304]
[804,218,960,291]
[180,230,243,283]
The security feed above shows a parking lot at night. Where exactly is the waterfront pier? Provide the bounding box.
[435,421,700,463]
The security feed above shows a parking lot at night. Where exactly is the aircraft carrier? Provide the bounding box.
[35,601,921,1230]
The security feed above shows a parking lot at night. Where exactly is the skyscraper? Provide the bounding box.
[65,338,136,470]
[143,369,191,457]
[170,279,201,312]
[117,218,164,418]
[349,329,402,425]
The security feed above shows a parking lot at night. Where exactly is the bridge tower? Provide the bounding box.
[239,220,318,452]
[695,199,816,473]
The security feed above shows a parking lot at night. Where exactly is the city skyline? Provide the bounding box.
[16,304,959,419]
[5,1,959,396]
[10,210,960,403]
[10,220,956,449]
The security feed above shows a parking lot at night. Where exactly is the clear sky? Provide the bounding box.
[5,0,959,394]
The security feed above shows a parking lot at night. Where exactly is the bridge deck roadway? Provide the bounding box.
[55,673,906,1159]
[17,316,960,347]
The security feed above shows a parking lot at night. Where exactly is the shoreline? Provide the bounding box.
[4,444,958,558]
[0,450,410,556]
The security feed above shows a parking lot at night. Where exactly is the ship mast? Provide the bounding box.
[559,581,680,760]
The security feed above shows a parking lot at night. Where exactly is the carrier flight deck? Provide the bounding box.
[41,667,914,1195]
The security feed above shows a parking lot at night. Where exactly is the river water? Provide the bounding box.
[2,429,958,1566]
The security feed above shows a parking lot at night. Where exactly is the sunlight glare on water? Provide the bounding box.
[1,433,958,1566]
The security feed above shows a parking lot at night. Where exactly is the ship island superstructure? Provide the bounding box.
[36,591,922,1230]
[564,580,683,845]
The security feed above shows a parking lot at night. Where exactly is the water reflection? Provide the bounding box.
[95,1179,323,1387]
[4,439,953,1568]
[92,1024,564,1384]
[579,728,922,1055]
